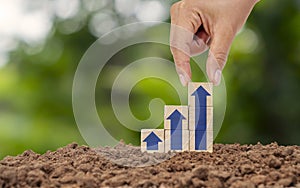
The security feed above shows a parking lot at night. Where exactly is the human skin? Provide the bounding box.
[170,0,260,86]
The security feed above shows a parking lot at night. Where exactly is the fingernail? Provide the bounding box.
[177,70,190,86]
[207,51,223,86]
[214,69,222,86]
[179,74,188,86]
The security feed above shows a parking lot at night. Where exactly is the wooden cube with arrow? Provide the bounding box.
[141,129,164,153]
[188,82,213,107]
[164,105,188,130]
[165,129,189,151]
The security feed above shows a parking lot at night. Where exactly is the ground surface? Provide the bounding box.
[0,142,300,188]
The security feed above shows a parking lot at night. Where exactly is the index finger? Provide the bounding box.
[169,2,202,85]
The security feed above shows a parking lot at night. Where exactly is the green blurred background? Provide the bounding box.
[0,0,300,159]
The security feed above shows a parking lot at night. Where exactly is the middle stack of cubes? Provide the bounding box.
[164,105,189,151]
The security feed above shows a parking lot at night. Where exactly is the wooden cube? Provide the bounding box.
[189,130,213,152]
[165,129,189,151]
[141,129,164,153]
[188,82,213,107]
[189,107,213,131]
[164,105,188,130]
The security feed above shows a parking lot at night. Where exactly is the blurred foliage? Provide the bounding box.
[1,0,300,159]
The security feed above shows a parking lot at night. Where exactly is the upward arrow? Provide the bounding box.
[143,132,162,150]
[191,86,211,107]
[167,110,186,150]
[167,109,186,130]
[191,85,210,150]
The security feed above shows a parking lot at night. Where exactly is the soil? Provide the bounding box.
[0,142,300,188]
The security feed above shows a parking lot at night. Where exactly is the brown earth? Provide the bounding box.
[0,142,300,188]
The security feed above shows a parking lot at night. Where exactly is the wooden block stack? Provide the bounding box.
[141,82,213,153]
[188,82,213,152]
[141,129,164,153]
[164,106,189,151]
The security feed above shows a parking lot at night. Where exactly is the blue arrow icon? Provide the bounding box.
[167,109,186,130]
[143,132,162,150]
[191,86,210,150]
[191,86,211,107]
[167,110,186,150]
[192,86,210,131]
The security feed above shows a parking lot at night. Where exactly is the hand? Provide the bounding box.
[170,0,259,86]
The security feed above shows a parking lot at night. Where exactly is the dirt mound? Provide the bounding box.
[94,141,175,167]
[0,142,300,187]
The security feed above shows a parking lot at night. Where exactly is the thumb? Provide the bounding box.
[206,30,234,86]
